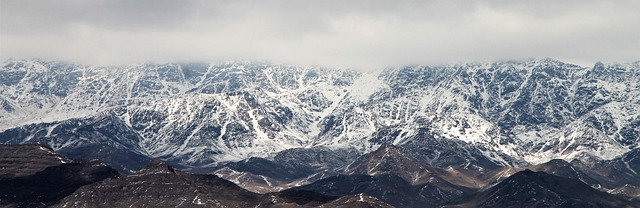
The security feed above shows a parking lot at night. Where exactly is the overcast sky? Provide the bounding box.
[1,0,639,70]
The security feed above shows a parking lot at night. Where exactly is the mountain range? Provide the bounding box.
[1,58,639,207]
[1,59,638,171]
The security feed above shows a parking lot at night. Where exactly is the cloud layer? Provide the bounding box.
[1,0,639,69]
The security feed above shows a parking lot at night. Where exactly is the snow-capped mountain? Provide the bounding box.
[0,59,639,172]
[0,59,364,170]
[349,59,640,166]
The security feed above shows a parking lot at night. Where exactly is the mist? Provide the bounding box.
[1,0,639,70]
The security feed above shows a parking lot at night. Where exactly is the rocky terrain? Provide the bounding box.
[0,143,72,177]
[0,144,120,207]
[0,144,391,208]
[4,143,637,207]
[217,144,639,207]
[290,145,477,207]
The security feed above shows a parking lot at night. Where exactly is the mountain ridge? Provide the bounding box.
[1,58,639,173]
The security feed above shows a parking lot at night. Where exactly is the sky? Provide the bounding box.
[1,0,639,70]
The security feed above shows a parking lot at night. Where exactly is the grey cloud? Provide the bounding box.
[1,0,638,69]
[2,0,197,34]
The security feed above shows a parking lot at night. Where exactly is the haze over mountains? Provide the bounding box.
[1,58,639,207]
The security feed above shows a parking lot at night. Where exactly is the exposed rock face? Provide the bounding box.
[0,143,71,177]
[344,144,479,187]
[283,144,640,207]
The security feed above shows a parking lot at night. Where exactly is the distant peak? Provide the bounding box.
[593,61,606,70]
[525,58,573,66]
[536,57,559,63]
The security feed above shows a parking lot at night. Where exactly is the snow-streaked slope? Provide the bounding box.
[0,59,363,168]
[366,60,640,166]
[1,59,639,170]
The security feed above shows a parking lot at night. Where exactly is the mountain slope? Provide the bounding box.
[480,159,600,188]
[363,60,640,165]
[213,146,359,193]
[0,114,151,173]
[317,193,393,208]
[55,159,272,207]
[572,148,640,188]
[344,144,482,189]
[0,60,367,170]
[54,158,390,208]
[0,144,119,208]
[0,143,71,177]
[292,144,479,207]
[452,170,635,208]
[0,144,392,208]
